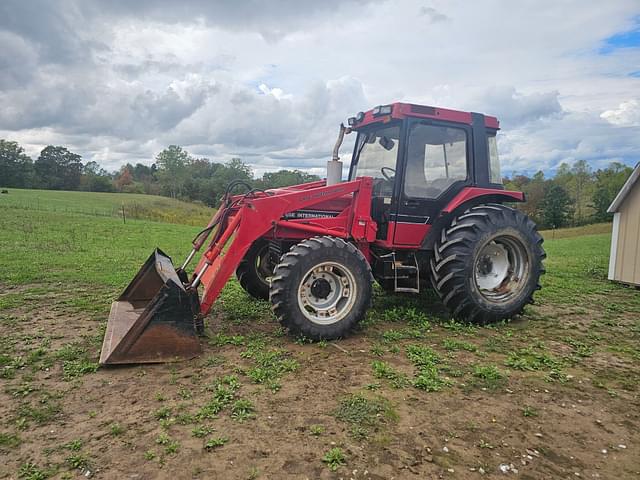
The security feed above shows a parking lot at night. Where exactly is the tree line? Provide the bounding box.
[0,140,319,208]
[0,139,633,228]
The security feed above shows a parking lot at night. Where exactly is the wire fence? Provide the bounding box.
[1,198,212,226]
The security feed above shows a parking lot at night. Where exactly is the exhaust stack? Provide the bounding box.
[327,123,350,185]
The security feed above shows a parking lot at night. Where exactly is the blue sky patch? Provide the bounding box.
[600,16,640,54]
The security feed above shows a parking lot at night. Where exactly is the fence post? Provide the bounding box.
[122,204,126,224]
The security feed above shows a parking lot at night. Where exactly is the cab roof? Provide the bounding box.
[350,102,500,130]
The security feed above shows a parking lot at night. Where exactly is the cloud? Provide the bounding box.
[601,99,640,126]
[471,87,563,128]
[0,0,638,177]
[418,6,449,23]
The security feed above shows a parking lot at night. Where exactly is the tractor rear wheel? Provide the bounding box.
[270,236,373,340]
[236,240,275,300]
[430,204,545,324]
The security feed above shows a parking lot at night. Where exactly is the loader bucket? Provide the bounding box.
[99,248,202,365]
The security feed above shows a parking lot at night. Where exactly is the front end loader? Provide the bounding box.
[100,102,545,365]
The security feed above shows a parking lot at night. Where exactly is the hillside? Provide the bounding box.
[0,188,213,226]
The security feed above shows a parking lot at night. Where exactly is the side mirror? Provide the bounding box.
[379,136,395,151]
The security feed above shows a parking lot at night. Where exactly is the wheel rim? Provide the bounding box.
[474,235,529,302]
[255,245,275,286]
[297,261,357,325]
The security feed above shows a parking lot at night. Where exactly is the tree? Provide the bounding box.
[0,139,34,188]
[80,160,114,192]
[155,145,191,198]
[259,169,320,189]
[570,160,594,225]
[114,165,134,191]
[540,182,573,229]
[591,162,634,222]
[34,146,83,190]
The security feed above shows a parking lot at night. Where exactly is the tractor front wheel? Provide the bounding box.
[270,236,373,340]
[430,204,545,324]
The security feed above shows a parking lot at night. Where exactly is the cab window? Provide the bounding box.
[404,123,468,198]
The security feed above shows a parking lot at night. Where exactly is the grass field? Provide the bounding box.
[0,188,213,226]
[0,192,638,479]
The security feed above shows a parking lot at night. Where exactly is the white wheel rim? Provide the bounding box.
[474,236,529,302]
[297,261,357,325]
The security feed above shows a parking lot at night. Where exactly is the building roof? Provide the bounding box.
[608,163,640,213]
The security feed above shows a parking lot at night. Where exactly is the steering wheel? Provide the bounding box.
[381,167,396,182]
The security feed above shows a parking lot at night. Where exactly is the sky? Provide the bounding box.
[0,0,639,178]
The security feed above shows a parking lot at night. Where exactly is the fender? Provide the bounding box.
[421,186,526,251]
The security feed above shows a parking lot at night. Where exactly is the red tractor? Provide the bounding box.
[100,102,545,365]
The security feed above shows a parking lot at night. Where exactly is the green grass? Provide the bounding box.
[0,188,213,226]
[0,208,198,286]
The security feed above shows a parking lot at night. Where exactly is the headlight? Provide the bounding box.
[347,117,357,126]
[372,105,392,116]
[356,111,365,122]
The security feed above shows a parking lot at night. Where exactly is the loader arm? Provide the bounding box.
[192,177,376,315]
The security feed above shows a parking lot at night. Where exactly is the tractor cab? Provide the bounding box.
[347,103,503,248]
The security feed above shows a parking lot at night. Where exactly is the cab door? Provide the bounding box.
[392,119,472,246]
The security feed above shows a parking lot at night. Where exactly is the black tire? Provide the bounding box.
[236,240,275,300]
[430,204,545,324]
[270,236,373,340]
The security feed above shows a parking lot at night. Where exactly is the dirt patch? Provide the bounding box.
[1,286,639,480]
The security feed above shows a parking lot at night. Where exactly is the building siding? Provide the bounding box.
[614,179,640,286]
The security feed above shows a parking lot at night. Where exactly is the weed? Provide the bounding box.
[64,439,82,451]
[66,452,90,470]
[522,406,538,417]
[505,347,563,372]
[176,412,195,425]
[334,393,396,440]
[110,423,124,436]
[370,344,385,356]
[204,436,228,450]
[294,335,313,345]
[0,431,21,449]
[247,466,260,479]
[155,393,167,402]
[478,439,495,449]
[17,395,62,424]
[192,425,214,438]
[61,360,98,380]
[406,345,450,392]
[155,433,171,445]
[178,387,192,400]
[164,440,180,454]
[203,355,225,367]
[322,447,346,471]
[18,462,48,480]
[197,399,225,419]
[472,365,507,389]
[309,424,325,436]
[443,338,478,352]
[210,333,245,347]
[371,360,410,388]
[154,406,172,420]
[564,338,594,358]
[231,399,255,422]
[244,347,297,390]
[144,450,155,461]
[272,326,286,337]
